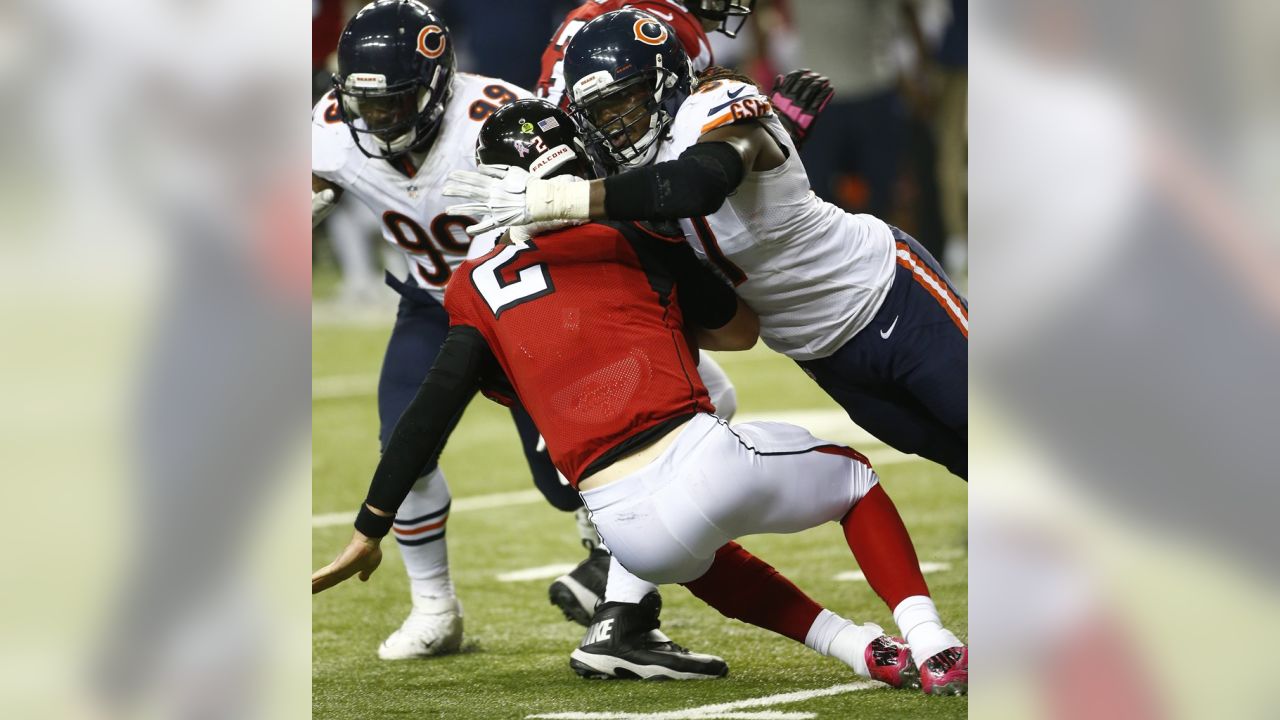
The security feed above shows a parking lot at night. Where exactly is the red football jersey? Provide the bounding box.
[444,222,713,486]
[537,0,715,108]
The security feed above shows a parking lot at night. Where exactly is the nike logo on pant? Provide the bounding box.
[880,316,899,339]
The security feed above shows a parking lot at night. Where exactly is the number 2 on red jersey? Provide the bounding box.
[471,240,554,318]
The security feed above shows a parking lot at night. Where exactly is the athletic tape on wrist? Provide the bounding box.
[527,178,591,221]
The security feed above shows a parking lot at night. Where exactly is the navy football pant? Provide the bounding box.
[378,276,580,510]
[799,229,968,479]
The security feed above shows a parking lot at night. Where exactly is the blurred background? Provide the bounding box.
[0,0,311,717]
[4,0,1278,717]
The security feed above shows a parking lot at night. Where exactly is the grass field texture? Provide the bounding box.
[313,306,968,719]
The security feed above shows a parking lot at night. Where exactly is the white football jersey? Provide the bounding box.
[656,79,897,361]
[312,73,531,303]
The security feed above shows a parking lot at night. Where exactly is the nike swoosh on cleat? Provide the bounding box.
[880,316,899,339]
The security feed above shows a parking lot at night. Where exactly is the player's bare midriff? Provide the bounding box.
[578,416,693,491]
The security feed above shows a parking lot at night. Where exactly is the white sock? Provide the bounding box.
[394,468,454,599]
[893,595,962,668]
[602,554,657,604]
[804,609,885,678]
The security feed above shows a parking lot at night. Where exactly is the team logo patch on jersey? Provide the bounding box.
[417,25,447,59]
[633,18,669,46]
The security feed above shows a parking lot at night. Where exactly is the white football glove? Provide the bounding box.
[444,165,590,236]
[312,188,337,228]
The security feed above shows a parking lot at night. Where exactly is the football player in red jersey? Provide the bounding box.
[536,0,760,626]
[315,99,963,692]
[535,0,828,623]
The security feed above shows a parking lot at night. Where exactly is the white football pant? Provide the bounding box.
[581,413,878,585]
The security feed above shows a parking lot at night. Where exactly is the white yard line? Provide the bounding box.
[496,564,579,582]
[835,561,953,582]
[527,707,808,712]
[313,373,379,400]
[313,488,544,528]
[525,681,880,720]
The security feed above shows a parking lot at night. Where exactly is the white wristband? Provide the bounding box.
[526,178,591,221]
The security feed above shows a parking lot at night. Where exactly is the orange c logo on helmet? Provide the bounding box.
[417,25,446,59]
[633,18,669,46]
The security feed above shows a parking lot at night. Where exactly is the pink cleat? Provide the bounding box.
[920,646,968,696]
[865,636,919,689]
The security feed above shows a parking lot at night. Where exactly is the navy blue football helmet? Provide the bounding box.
[562,9,694,169]
[332,0,456,159]
[686,1,756,38]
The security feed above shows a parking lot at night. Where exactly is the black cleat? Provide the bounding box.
[549,547,610,626]
[569,592,728,680]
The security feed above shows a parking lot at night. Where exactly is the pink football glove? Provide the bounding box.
[770,69,834,150]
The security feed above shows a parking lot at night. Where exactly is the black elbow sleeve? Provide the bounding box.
[604,142,745,221]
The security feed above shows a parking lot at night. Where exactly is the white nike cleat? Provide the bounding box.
[377,594,464,660]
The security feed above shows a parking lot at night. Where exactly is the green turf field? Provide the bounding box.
[312,306,968,719]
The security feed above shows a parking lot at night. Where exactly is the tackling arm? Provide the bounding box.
[443,122,785,235]
[593,121,785,221]
[638,232,759,351]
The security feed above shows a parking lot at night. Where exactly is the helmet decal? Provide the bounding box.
[632,18,669,46]
[528,144,575,178]
[346,73,387,91]
[474,99,593,181]
[571,70,615,102]
[417,25,447,59]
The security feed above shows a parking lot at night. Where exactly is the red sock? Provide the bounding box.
[680,541,822,643]
[842,483,930,610]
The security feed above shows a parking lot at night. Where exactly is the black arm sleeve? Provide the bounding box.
[603,141,746,221]
[361,325,491,534]
[663,241,740,330]
[618,223,740,330]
